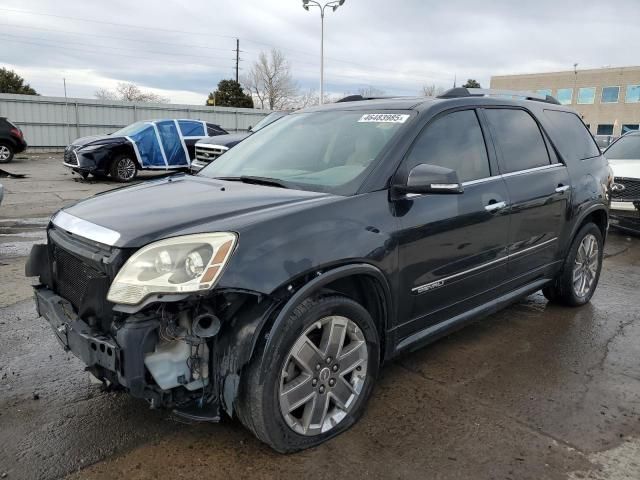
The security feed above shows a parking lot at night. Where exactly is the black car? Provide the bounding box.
[64,119,227,182]
[191,111,287,172]
[0,117,28,163]
[27,88,611,453]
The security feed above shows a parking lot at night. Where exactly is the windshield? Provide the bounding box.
[199,111,410,194]
[605,135,640,160]
[250,112,286,132]
[112,121,148,137]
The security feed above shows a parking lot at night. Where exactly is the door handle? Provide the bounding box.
[555,185,571,193]
[485,201,507,212]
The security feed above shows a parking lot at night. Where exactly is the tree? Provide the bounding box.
[94,82,169,103]
[0,68,38,95]
[206,79,253,108]
[462,79,481,89]
[357,86,386,97]
[421,84,445,96]
[244,49,298,110]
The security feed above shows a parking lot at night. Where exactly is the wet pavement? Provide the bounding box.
[1,155,640,479]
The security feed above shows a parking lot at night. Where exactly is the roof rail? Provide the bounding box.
[335,94,404,103]
[437,87,560,105]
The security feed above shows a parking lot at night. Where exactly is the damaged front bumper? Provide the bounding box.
[34,284,220,416]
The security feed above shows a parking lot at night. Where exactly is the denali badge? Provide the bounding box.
[413,279,445,294]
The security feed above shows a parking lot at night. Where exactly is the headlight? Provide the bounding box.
[107,232,237,305]
[79,144,105,152]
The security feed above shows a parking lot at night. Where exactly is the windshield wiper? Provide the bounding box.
[216,176,291,189]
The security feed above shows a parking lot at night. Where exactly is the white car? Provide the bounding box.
[605,131,640,234]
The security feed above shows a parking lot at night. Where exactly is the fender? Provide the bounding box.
[567,203,609,251]
[259,262,393,374]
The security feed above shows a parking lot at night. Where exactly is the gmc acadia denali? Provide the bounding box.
[27,88,612,452]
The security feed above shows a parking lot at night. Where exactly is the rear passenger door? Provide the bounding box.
[483,108,571,286]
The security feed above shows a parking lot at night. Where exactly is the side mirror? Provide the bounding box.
[396,163,463,195]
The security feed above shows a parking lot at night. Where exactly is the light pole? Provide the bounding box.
[302,0,345,104]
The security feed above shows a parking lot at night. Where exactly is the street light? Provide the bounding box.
[302,0,346,104]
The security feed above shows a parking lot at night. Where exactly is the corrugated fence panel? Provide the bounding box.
[0,93,271,148]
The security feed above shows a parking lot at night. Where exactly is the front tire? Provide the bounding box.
[543,223,603,306]
[109,154,138,182]
[0,142,14,163]
[236,295,380,453]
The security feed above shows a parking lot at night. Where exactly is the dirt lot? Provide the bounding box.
[1,153,640,480]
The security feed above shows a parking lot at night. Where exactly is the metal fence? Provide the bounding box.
[0,93,271,149]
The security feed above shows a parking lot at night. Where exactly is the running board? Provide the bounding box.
[395,278,551,353]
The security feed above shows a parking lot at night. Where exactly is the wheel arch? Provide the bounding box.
[569,205,608,246]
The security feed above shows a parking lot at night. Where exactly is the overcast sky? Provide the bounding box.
[1,0,638,104]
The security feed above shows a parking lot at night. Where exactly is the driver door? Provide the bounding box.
[394,109,511,341]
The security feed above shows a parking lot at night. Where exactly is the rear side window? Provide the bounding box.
[178,120,205,137]
[484,109,550,173]
[605,135,640,160]
[405,109,490,183]
[543,110,600,161]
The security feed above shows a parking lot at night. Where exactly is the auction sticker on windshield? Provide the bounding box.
[358,113,410,123]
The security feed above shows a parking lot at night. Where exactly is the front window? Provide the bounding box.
[250,112,287,132]
[605,134,640,160]
[577,87,596,104]
[200,111,411,194]
[626,85,640,103]
[601,86,620,103]
[112,121,147,136]
[556,88,573,105]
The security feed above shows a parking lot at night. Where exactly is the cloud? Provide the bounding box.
[1,0,638,103]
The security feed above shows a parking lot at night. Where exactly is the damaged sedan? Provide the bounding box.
[27,91,610,452]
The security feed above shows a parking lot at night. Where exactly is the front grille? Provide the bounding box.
[194,145,228,165]
[613,178,640,201]
[53,246,106,311]
[64,146,78,165]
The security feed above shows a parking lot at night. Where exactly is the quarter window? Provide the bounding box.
[577,87,596,104]
[543,110,600,161]
[485,109,550,173]
[405,110,490,183]
[601,86,620,103]
[626,85,640,103]
[556,88,573,105]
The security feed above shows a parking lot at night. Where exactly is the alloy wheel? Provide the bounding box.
[573,233,599,297]
[0,145,10,161]
[116,157,136,180]
[279,315,368,436]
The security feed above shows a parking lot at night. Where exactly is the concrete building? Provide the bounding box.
[491,66,640,137]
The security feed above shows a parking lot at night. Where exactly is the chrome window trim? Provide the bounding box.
[500,163,565,178]
[411,237,558,294]
[52,210,121,246]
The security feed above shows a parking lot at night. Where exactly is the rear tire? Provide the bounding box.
[542,223,603,306]
[235,295,380,453]
[110,154,138,182]
[0,142,14,163]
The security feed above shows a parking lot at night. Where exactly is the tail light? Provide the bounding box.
[10,128,23,139]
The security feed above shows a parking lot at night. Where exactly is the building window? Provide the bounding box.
[577,87,596,104]
[536,88,552,97]
[597,124,614,136]
[601,86,620,103]
[622,124,639,135]
[626,85,640,103]
[556,88,573,105]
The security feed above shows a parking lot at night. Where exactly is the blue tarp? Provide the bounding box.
[122,119,206,168]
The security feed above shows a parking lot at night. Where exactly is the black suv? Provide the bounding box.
[27,88,611,453]
[0,117,27,163]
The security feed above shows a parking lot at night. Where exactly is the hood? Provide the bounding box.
[58,175,336,248]
[71,134,126,148]
[609,159,640,180]
[196,132,249,148]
